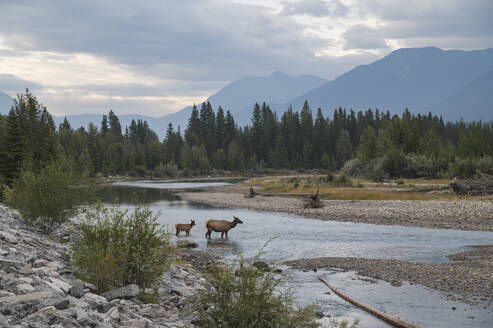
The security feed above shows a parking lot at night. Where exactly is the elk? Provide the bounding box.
[175,220,196,236]
[205,216,243,239]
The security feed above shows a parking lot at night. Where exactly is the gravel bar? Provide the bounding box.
[179,190,493,231]
[284,245,493,307]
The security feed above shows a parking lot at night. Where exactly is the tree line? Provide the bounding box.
[1,90,492,186]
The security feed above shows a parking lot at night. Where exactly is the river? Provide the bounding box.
[99,180,493,328]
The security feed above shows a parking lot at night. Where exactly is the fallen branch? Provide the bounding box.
[449,170,493,196]
[318,276,422,328]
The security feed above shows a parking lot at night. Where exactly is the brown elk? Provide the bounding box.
[175,220,196,236]
[205,216,243,239]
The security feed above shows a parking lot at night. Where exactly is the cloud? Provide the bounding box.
[359,0,493,47]
[0,0,491,117]
[343,24,388,50]
[0,74,42,94]
[281,0,349,17]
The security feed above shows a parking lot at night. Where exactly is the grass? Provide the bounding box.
[244,175,473,201]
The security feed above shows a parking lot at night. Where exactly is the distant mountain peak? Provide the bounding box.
[270,71,289,78]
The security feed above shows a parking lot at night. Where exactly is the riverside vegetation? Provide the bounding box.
[1,90,491,326]
[1,90,493,189]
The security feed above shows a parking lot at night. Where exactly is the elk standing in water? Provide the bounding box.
[175,220,196,236]
[205,216,243,239]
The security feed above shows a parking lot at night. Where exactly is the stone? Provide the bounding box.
[81,293,108,310]
[0,231,17,244]
[105,306,120,320]
[68,286,84,298]
[33,259,49,268]
[0,291,54,304]
[70,307,88,322]
[16,283,36,294]
[54,299,70,310]
[102,284,140,301]
[0,258,24,272]
[18,263,33,275]
[176,239,199,248]
[45,277,72,294]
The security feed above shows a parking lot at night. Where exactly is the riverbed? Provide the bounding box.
[100,180,493,328]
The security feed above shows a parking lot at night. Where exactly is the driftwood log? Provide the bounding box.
[245,186,256,198]
[449,171,493,196]
[318,276,422,328]
[303,188,322,208]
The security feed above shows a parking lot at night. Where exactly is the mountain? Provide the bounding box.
[0,91,14,114]
[161,71,328,128]
[285,47,493,120]
[432,68,493,121]
[56,71,327,139]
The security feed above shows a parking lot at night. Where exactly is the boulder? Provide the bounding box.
[68,286,84,298]
[16,283,35,294]
[81,293,108,310]
[176,239,199,248]
[0,231,17,244]
[102,284,140,301]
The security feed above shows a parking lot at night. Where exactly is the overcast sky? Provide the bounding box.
[0,0,491,117]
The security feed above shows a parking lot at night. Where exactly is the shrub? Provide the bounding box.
[6,161,86,234]
[341,158,362,177]
[71,204,171,293]
[194,257,320,328]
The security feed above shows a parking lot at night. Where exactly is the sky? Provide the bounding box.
[0,0,491,117]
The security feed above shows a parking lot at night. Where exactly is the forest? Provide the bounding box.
[1,90,492,187]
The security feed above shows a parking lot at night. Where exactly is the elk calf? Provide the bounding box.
[175,220,196,236]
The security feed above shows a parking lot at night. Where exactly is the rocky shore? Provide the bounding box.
[179,189,493,231]
[285,245,493,308]
[0,204,206,328]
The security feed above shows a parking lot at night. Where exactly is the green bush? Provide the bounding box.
[71,204,171,293]
[194,257,320,328]
[5,161,85,234]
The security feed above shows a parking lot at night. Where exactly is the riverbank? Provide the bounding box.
[0,204,206,328]
[285,245,493,308]
[179,186,493,231]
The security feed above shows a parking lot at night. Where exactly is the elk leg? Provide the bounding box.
[175,229,179,236]
[225,231,228,239]
[221,232,224,238]
[186,231,190,236]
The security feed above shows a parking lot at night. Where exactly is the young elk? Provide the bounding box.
[175,220,196,236]
[205,216,243,239]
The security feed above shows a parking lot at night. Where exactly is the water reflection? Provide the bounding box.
[99,182,493,328]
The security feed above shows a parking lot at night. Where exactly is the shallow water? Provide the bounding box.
[100,181,493,327]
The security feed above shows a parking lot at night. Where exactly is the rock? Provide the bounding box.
[70,307,88,322]
[81,293,108,310]
[176,239,199,248]
[45,277,72,294]
[16,283,36,294]
[33,259,49,268]
[252,261,270,271]
[102,284,140,301]
[105,306,120,320]
[0,291,54,304]
[0,231,17,244]
[54,299,69,310]
[68,286,84,298]
[0,258,24,272]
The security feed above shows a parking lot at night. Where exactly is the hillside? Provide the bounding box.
[285,47,493,119]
